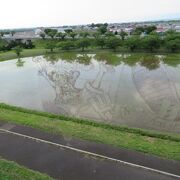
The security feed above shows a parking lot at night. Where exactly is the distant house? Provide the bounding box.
[7,30,36,40]
[124,28,134,35]
[55,27,73,33]
[175,26,180,32]
[140,32,147,38]
[35,28,43,37]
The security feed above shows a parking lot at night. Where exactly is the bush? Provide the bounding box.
[59,41,75,50]
[166,39,180,52]
[142,35,161,52]
[105,37,121,51]
[76,38,91,51]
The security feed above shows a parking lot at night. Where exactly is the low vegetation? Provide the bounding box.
[0,158,52,180]
[0,103,179,161]
[0,25,180,56]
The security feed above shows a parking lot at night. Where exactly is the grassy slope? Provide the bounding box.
[0,107,179,161]
[0,158,52,180]
[0,49,46,62]
[0,48,180,161]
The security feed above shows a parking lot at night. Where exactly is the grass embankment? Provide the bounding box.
[0,49,46,62]
[0,103,179,161]
[0,158,52,180]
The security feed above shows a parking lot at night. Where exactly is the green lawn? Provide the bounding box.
[0,49,46,62]
[0,158,52,180]
[0,105,179,161]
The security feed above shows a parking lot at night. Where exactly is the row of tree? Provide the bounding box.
[40,25,158,40]
[0,28,179,53]
[45,31,180,52]
[0,39,34,51]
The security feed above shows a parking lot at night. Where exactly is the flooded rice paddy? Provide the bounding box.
[0,53,180,133]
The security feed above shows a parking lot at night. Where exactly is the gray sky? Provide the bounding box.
[1,0,180,29]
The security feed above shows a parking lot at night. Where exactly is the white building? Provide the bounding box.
[175,26,180,32]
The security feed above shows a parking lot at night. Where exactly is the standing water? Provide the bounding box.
[0,53,180,133]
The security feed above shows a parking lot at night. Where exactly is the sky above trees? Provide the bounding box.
[0,0,180,29]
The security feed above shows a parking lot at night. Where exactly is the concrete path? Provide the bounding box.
[0,122,179,180]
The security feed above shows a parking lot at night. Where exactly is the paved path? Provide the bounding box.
[0,122,179,180]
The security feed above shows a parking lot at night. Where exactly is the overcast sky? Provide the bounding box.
[1,0,180,29]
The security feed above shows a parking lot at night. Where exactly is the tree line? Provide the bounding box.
[0,25,180,53]
[42,26,180,53]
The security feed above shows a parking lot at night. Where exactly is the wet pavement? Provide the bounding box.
[0,122,179,180]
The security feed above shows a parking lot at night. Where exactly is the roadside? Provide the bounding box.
[0,103,179,161]
[0,123,179,180]
[0,121,180,177]
[0,157,52,180]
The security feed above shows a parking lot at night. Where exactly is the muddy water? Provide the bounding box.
[0,53,180,133]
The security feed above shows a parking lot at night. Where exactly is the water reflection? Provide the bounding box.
[139,55,160,70]
[16,58,25,67]
[35,56,115,121]
[44,53,92,65]
[0,53,180,133]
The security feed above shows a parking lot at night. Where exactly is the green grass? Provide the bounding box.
[0,104,179,161]
[0,49,46,62]
[0,45,180,64]
[0,158,52,180]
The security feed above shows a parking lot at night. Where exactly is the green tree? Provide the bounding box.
[56,32,66,40]
[64,29,73,34]
[44,29,57,39]
[69,32,77,40]
[40,33,45,40]
[98,25,107,34]
[105,37,121,51]
[95,37,106,49]
[165,31,180,41]
[48,29,58,39]
[92,32,100,39]
[142,35,161,52]
[46,42,56,52]
[165,39,180,52]
[0,39,8,51]
[79,32,89,38]
[126,36,140,52]
[144,25,157,34]
[0,32,4,37]
[59,41,75,50]
[77,38,91,51]
[132,26,144,35]
[11,31,15,36]
[105,31,115,37]
[44,28,52,35]
[14,46,23,57]
[119,30,128,40]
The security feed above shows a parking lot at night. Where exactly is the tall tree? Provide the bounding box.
[142,35,161,52]
[40,33,45,39]
[126,36,140,52]
[79,32,89,38]
[44,29,57,39]
[77,38,91,51]
[98,25,107,34]
[56,32,66,40]
[119,30,128,40]
[96,37,106,49]
[14,46,23,57]
[165,39,180,52]
[69,32,77,40]
[64,29,73,34]
[105,37,121,51]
